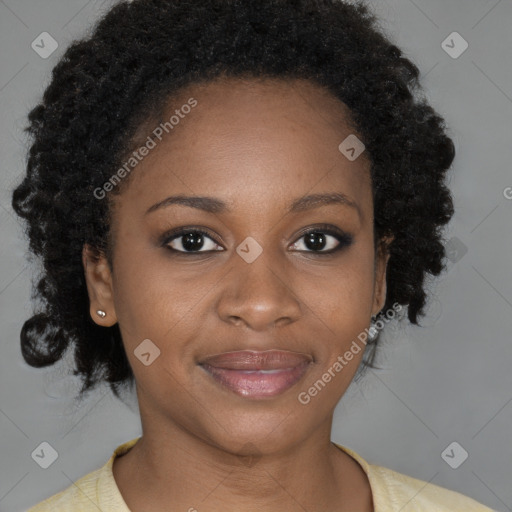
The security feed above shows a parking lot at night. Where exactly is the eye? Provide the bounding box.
[290,225,353,254]
[162,228,223,253]
[161,224,353,255]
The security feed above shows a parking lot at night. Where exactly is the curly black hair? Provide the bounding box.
[11,0,455,402]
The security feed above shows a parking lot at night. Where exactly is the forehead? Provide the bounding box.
[115,77,372,219]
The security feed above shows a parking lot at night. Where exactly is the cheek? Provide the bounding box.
[303,245,375,329]
[111,243,198,343]
[299,250,375,381]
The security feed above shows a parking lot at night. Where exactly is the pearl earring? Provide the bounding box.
[96,310,106,318]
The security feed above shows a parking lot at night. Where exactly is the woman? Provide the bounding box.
[13,0,495,510]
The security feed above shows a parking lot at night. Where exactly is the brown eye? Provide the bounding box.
[163,229,223,253]
[290,226,353,254]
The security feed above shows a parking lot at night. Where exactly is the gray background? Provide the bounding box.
[1,0,511,510]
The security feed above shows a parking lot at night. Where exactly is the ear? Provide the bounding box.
[82,243,118,326]
[372,235,394,317]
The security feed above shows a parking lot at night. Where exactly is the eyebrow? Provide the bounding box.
[145,192,360,217]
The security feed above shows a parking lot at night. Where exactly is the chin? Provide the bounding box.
[198,402,315,457]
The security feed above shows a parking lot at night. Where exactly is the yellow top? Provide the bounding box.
[27,436,495,511]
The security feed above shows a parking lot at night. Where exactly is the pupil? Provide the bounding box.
[183,232,204,251]
[305,232,326,251]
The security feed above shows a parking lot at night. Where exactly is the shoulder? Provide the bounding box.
[26,437,140,512]
[334,443,495,512]
[368,463,495,511]
[25,466,105,512]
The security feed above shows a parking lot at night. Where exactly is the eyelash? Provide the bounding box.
[160,224,353,256]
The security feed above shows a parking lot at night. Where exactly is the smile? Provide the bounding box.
[199,350,313,399]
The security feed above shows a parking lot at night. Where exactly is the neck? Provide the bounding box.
[113,416,372,512]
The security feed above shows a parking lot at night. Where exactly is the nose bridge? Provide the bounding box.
[217,240,301,330]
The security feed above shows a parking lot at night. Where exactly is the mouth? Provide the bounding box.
[199,350,313,399]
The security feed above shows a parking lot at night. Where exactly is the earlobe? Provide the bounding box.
[82,244,118,326]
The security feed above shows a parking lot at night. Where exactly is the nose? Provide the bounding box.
[216,247,302,331]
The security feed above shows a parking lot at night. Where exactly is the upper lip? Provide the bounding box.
[199,350,313,371]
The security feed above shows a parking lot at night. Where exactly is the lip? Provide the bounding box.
[199,350,313,399]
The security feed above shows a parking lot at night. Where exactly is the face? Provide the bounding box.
[83,77,391,456]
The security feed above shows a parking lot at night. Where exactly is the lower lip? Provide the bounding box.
[201,362,311,399]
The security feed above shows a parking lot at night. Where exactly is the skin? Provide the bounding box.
[83,76,393,512]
